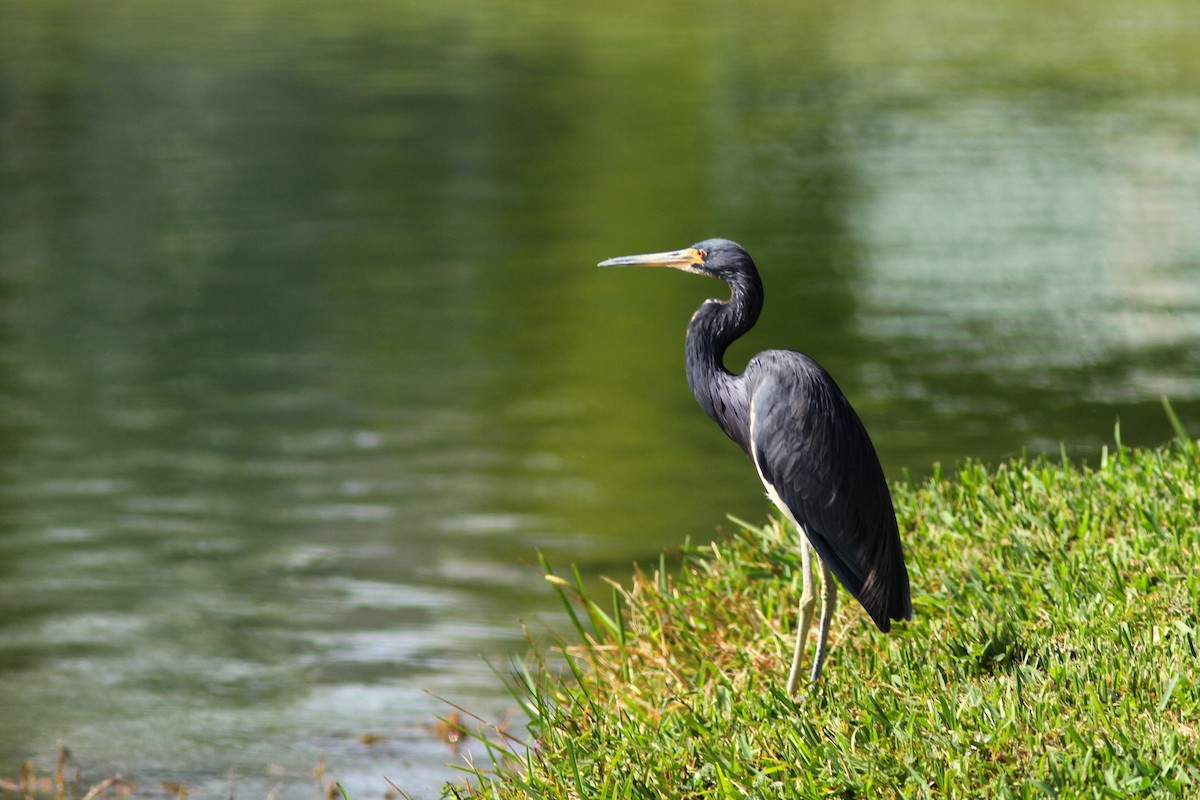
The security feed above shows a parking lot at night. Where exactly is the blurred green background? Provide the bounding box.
[1,0,1198,796]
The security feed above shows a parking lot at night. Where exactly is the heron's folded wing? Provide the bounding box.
[747,352,911,631]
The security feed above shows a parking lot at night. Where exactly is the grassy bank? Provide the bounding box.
[457,427,1200,798]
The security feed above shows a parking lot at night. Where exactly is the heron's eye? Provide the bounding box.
[696,249,707,261]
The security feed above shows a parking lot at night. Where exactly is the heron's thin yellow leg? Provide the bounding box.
[810,561,838,683]
[785,536,815,697]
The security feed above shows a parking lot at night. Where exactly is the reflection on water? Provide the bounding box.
[1,0,1199,796]
[847,98,1200,457]
[854,100,1200,366]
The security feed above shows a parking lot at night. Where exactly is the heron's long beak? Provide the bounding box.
[597,248,705,270]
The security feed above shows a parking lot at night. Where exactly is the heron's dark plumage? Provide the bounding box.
[746,351,911,630]
[598,237,912,687]
[677,238,911,631]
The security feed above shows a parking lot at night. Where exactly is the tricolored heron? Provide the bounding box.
[599,238,911,695]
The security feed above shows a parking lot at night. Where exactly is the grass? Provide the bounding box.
[450,419,1200,799]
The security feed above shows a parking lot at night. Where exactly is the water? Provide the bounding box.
[1,1,1198,796]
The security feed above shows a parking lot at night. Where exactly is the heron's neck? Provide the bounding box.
[685,271,762,455]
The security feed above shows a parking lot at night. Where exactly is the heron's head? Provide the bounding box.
[597,238,757,283]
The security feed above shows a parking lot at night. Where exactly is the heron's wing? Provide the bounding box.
[747,351,911,631]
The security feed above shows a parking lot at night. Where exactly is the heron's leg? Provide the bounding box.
[785,536,815,697]
[809,560,838,684]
